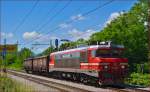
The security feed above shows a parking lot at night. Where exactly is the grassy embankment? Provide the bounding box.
[0,71,33,92]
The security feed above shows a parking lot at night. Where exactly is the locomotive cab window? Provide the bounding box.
[96,49,123,58]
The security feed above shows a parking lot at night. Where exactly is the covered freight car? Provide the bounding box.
[24,55,50,73]
[24,58,33,73]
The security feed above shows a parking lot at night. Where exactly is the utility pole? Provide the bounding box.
[0,0,1,45]
[2,39,6,72]
[50,40,53,53]
[0,0,2,71]
[16,41,19,63]
[148,0,150,73]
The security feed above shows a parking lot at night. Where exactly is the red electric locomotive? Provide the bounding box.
[24,41,128,86]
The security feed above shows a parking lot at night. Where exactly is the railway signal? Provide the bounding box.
[55,39,59,50]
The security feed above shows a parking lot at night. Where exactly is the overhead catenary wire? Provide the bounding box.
[13,0,39,34]
[30,0,72,34]
[21,3,84,46]
[24,0,114,46]
[22,0,72,45]
[30,22,102,52]
[30,0,60,32]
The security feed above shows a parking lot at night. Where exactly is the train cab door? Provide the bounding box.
[49,54,55,69]
[88,49,100,70]
[80,50,88,70]
[80,50,88,63]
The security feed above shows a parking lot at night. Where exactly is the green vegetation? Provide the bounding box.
[89,0,148,72]
[125,73,150,86]
[0,73,33,92]
[2,48,34,70]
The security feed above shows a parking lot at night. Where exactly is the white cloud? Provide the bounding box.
[68,28,96,40]
[2,32,13,38]
[23,31,60,44]
[23,31,41,40]
[59,23,71,29]
[104,12,123,27]
[83,29,97,39]
[68,28,82,37]
[71,14,85,21]
[38,35,59,42]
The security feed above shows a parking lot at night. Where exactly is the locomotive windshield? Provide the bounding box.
[96,49,123,58]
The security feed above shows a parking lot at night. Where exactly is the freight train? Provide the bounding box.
[24,41,128,86]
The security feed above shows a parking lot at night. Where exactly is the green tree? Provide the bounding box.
[39,46,55,56]
[89,0,148,72]
[18,48,33,62]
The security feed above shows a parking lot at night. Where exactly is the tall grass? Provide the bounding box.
[0,72,33,92]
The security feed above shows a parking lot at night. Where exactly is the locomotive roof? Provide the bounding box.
[51,44,124,55]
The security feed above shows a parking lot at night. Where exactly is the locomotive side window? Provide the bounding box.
[55,54,62,60]
[62,54,71,58]
[72,52,80,58]
[91,50,96,57]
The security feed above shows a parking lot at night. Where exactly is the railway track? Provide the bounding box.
[7,69,112,92]
[7,69,149,92]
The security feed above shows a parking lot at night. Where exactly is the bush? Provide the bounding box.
[125,73,150,86]
[7,61,23,70]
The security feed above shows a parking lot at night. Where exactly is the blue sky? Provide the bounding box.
[1,0,137,53]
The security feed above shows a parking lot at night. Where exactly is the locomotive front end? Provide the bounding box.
[90,41,128,86]
[98,58,128,86]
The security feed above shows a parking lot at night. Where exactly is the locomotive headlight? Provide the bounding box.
[104,65,108,69]
[121,65,125,69]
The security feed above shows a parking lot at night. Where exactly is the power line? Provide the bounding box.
[31,23,100,53]
[23,0,72,45]
[82,0,114,16]
[31,0,72,34]
[23,0,84,45]
[13,0,39,34]
[24,0,114,46]
[24,3,85,49]
[30,0,60,32]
